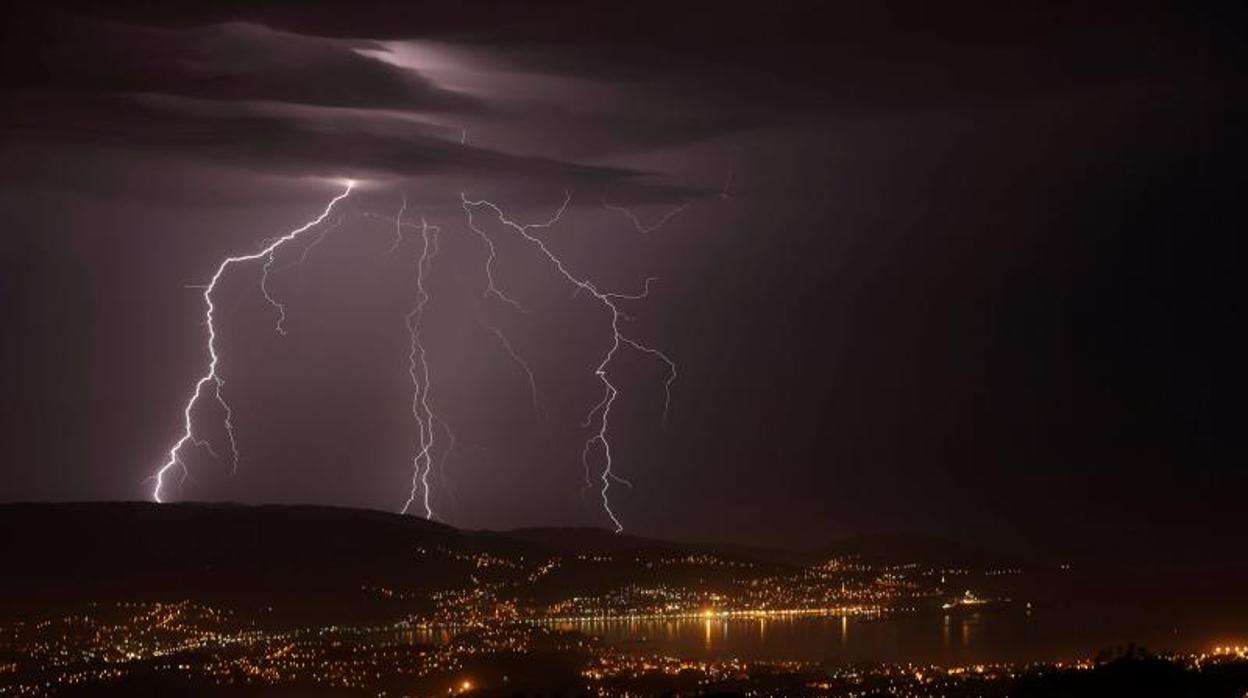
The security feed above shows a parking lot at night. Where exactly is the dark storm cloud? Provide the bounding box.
[11,0,1235,194]
[0,91,701,202]
[31,1,1243,111]
[464,103,757,161]
[0,9,717,202]
[20,1,1227,206]
[4,14,479,113]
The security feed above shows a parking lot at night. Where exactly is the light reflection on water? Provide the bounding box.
[396,626,455,645]
[391,569,1248,665]
[394,605,1244,665]
[549,603,1246,665]
[548,612,1011,664]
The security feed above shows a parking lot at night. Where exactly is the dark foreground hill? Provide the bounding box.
[0,502,1011,617]
[0,502,535,614]
[0,504,808,619]
[2,503,802,612]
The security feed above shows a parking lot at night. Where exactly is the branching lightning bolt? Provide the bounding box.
[366,201,455,519]
[466,202,533,316]
[397,207,448,520]
[461,191,676,533]
[149,182,354,503]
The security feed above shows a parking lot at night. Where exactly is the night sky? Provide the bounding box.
[2,1,1244,562]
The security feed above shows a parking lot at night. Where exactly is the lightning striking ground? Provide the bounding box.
[461,191,677,532]
[366,203,455,519]
[149,182,354,503]
[150,179,683,527]
[397,208,447,520]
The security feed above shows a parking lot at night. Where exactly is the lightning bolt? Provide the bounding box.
[466,199,533,316]
[461,191,676,533]
[486,326,545,423]
[289,216,343,268]
[149,182,354,503]
[385,195,409,254]
[396,206,447,520]
[430,414,461,521]
[601,198,692,235]
[365,202,465,520]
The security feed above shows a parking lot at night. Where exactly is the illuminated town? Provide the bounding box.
[5,597,1247,697]
[4,536,1246,697]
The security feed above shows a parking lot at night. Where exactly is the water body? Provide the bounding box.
[559,568,1248,664]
